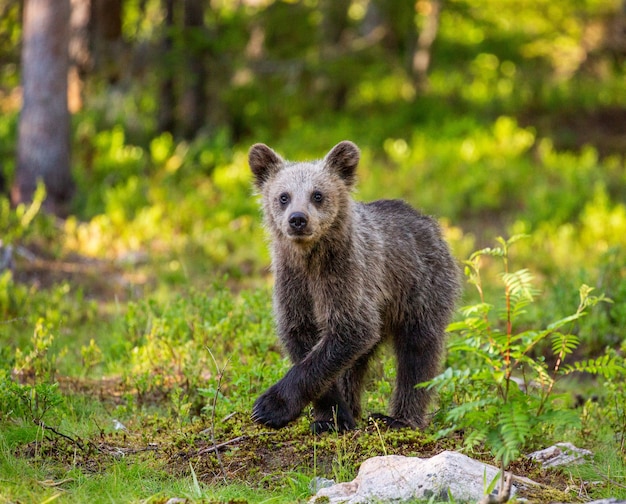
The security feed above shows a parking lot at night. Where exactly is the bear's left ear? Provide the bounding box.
[324,141,360,187]
[249,143,284,190]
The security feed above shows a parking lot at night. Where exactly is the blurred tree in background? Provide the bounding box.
[13,0,73,216]
[0,0,624,217]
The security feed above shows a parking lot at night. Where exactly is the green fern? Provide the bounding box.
[550,332,580,357]
[564,352,626,380]
[428,236,617,468]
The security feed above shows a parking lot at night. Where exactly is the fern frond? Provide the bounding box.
[550,332,580,357]
[468,247,504,261]
[502,268,535,297]
[500,403,531,444]
[464,426,489,451]
[487,429,520,468]
[446,398,496,423]
[422,366,472,391]
[488,402,532,465]
[459,303,493,318]
[564,353,626,380]
[525,360,553,390]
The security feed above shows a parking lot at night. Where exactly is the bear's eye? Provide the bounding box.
[311,191,324,204]
[278,193,290,206]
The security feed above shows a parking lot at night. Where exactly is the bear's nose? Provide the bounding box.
[288,212,308,231]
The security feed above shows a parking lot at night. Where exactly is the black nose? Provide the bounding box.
[288,212,308,231]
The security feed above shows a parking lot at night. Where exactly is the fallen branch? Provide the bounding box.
[197,435,248,456]
[37,420,86,452]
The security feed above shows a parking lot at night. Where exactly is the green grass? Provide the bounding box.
[2,1,626,501]
[1,270,625,502]
[2,128,626,501]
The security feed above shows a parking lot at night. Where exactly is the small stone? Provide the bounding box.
[526,442,592,468]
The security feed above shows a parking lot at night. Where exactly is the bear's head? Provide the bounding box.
[248,141,360,247]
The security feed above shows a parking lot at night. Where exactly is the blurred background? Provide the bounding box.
[1,0,626,354]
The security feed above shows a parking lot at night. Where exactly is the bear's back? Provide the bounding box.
[353,199,458,322]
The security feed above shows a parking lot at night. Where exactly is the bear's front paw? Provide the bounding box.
[251,384,303,429]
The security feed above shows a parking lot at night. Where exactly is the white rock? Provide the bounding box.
[310,451,519,503]
[527,442,592,468]
[309,476,336,493]
[585,500,626,504]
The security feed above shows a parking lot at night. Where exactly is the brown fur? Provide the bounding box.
[249,141,460,432]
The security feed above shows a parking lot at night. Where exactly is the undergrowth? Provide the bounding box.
[1,236,625,502]
[429,235,626,471]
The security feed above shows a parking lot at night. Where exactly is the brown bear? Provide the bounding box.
[249,140,460,433]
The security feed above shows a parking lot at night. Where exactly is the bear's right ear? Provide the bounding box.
[248,143,284,189]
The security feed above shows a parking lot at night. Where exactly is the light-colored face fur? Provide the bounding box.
[249,141,360,247]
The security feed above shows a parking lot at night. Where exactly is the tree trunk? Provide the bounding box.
[180,0,207,139]
[412,0,442,92]
[69,0,92,112]
[158,0,176,134]
[91,0,123,83]
[319,0,350,111]
[13,0,74,217]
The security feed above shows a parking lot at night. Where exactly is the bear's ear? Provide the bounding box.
[324,141,360,187]
[248,143,284,189]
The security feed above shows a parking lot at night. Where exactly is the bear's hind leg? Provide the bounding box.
[388,320,444,429]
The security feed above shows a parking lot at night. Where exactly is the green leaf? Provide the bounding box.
[550,332,580,357]
[546,313,585,331]
[468,247,504,261]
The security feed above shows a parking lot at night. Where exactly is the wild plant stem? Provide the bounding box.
[538,299,586,416]
[503,247,512,403]
[206,347,231,483]
[471,257,494,344]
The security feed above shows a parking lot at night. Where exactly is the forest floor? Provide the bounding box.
[8,251,588,503]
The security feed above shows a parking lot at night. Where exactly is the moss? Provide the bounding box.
[518,485,578,503]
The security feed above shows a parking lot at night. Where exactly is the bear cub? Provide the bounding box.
[249,140,460,433]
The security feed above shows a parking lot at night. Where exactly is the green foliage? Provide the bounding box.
[67,127,267,284]
[112,284,279,417]
[14,318,58,382]
[0,183,47,245]
[0,319,65,424]
[604,365,626,454]
[1,0,626,501]
[429,236,617,467]
[0,372,63,423]
[0,268,98,356]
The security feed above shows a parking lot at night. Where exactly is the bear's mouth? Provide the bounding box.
[287,230,314,242]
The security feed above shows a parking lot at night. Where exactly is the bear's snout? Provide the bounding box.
[288,212,308,233]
